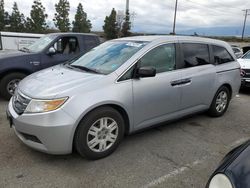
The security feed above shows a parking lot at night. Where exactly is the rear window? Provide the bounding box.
[212,45,234,64]
[182,43,210,68]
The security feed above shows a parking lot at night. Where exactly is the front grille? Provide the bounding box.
[12,91,31,115]
[242,69,250,78]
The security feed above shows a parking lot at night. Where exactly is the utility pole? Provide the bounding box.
[126,0,129,12]
[242,9,250,40]
[172,0,178,35]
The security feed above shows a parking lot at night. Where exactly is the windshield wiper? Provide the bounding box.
[68,64,103,74]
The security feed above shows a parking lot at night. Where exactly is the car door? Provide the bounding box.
[178,43,216,110]
[132,43,182,130]
[41,36,80,69]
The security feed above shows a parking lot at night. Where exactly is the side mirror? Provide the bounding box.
[136,66,156,78]
[47,47,56,56]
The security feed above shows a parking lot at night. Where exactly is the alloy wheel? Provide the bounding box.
[87,117,119,153]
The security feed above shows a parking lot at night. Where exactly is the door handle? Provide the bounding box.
[171,78,191,86]
[181,78,191,85]
[170,80,183,86]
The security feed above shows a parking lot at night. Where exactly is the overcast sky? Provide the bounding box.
[4,0,250,34]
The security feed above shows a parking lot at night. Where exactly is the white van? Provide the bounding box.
[0,32,44,50]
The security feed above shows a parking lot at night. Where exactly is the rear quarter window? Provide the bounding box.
[212,45,234,64]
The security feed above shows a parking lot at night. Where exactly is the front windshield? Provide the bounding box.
[26,35,56,53]
[242,51,250,59]
[70,40,148,74]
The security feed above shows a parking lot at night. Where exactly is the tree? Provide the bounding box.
[9,2,26,32]
[26,0,48,33]
[54,0,70,32]
[4,12,10,28]
[72,3,92,33]
[0,0,4,30]
[121,10,131,37]
[103,8,118,39]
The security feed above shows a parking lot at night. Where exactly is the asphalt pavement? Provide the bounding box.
[1,90,250,188]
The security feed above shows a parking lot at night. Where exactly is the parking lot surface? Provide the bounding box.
[1,90,250,188]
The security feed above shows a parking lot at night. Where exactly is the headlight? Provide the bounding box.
[25,97,68,113]
[209,173,233,188]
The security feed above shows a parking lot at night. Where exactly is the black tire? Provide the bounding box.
[0,72,26,100]
[208,86,230,117]
[74,106,125,160]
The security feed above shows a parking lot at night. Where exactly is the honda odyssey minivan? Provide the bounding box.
[6,36,241,160]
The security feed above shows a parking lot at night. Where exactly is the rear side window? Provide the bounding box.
[182,43,210,68]
[84,36,98,51]
[212,45,234,64]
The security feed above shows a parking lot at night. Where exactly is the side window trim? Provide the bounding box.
[208,44,214,65]
[117,42,178,82]
[0,32,2,50]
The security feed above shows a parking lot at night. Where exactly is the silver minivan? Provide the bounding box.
[6,36,241,159]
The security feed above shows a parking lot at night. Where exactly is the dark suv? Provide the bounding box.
[0,33,100,100]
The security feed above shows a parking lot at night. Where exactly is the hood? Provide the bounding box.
[0,49,27,59]
[225,141,250,188]
[238,58,250,69]
[18,65,106,98]
[206,140,250,188]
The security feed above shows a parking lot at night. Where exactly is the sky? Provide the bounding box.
[4,0,250,34]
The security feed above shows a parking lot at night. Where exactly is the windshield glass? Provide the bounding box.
[242,51,250,59]
[27,35,56,53]
[70,41,148,74]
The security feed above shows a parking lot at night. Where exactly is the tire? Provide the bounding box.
[208,86,230,117]
[0,72,26,100]
[74,106,125,160]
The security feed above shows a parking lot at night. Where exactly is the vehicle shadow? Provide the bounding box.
[24,112,203,162]
[240,87,250,95]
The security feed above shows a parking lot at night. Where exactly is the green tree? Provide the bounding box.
[4,12,10,28]
[26,0,48,33]
[54,0,70,32]
[103,8,118,39]
[121,10,131,37]
[0,0,4,30]
[9,2,26,32]
[72,3,92,33]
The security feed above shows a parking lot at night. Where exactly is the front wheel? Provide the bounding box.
[0,72,26,100]
[74,107,125,160]
[208,86,230,117]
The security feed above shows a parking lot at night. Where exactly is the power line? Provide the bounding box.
[186,0,244,12]
[182,0,241,16]
[242,9,250,40]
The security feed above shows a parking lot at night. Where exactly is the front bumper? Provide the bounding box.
[7,97,76,154]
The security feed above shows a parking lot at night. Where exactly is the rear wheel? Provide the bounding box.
[74,106,125,160]
[0,72,26,100]
[208,86,230,117]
